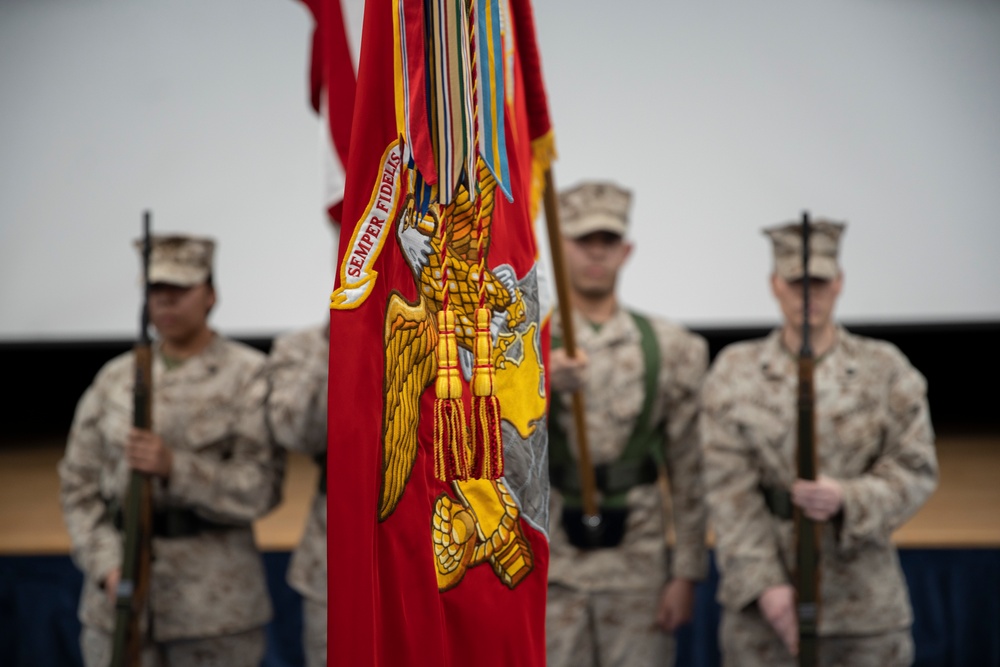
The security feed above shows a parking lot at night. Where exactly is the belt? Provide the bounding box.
[109,501,233,538]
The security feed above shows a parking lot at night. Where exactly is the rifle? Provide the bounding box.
[110,212,155,667]
[794,212,821,667]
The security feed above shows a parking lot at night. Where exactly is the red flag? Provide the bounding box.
[504,0,556,399]
[507,0,556,224]
[326,0,553,664]
[509,0,554,145]
[303,0,357,224]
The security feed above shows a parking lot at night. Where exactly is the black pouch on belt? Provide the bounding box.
[561,504,630,549]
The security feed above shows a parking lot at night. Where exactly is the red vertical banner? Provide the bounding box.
[508,0,556,223]
[325,0,554,665]
[303,0,357,224]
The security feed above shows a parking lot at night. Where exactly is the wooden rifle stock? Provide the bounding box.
[795,212,821,667]
[110,212,155,667]
[542,169,600,527]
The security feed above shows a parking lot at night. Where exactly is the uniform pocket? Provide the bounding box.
[609,387,643,425]
[828,401,885,476]
[729,402,793,487]
[100,395,132,455]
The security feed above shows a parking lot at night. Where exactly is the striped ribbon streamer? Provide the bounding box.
[393,0,438,185]
[473,0,512,202]
[426,0,475,204]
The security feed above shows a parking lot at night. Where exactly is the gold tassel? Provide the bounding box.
[434,309,469,481]
[471,307,503,479]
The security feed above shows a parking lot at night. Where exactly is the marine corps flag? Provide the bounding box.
[326,0,554,665]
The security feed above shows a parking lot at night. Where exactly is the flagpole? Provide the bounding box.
[542,168,600,526]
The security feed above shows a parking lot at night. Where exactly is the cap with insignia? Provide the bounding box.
[558,181,632,239]
[763,219,846,281]
[135,234,216,287]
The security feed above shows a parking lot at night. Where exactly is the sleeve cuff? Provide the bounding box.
[671,545,709,582]
[718,556,788,611]
[86,526,123,584]
[835,477,883,554]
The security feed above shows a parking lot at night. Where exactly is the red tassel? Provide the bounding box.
[434,398,469,481]
[472,394,503,479]
[471,307,504,479]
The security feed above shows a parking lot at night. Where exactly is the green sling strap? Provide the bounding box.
[549,311,665,507]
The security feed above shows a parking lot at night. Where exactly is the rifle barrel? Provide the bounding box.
[111,212,155,667]
[796,211,820,667]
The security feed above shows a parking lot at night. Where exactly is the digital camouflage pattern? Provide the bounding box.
[547,584,674,667]
[59,335,282,648]
[264,324,329,667]
[547,308,708,666]
[558,181,632,240]
[762,220,845,282]
[80,625,265,667]
[265,324,329,602]
[719,606,914,667]
[548,308,709,590]
[137,234,216,287]
[700,327,937,665]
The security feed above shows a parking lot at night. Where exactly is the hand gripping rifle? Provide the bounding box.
[795,212,821,667]
[110,212,155,667]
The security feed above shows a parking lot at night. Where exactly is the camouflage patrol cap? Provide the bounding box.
[135,234,216,287]
[763,219,846,281]
[558,181,632,239]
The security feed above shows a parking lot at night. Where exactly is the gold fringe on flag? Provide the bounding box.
[528,131,557,223]
[434,309,470,481]
[471,306,503,479]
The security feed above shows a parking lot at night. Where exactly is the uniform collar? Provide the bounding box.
[154,332,223,379]
[759,329,794,380]
[758,325,858,381]
[570,306,636,348]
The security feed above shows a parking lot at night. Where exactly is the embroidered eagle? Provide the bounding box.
[377,160,534,591]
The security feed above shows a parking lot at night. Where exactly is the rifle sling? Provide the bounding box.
[759,484,793,521]
[550,456,658,506]
[549,310,664,507]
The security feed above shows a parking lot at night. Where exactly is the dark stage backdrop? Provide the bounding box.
[1,321,997,441]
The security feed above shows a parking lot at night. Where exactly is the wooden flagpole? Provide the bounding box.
[542,168,600,526]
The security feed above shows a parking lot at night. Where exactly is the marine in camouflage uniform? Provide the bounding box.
[59,235,284,667]
[547,182,709,667]
[264,323,329,667]
[699,220,938,667]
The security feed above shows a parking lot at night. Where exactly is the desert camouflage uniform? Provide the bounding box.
[700,327,938,667]
[59,335,283,667]
[265,324,329,667]
[80,625,265,667]
[547,308,709,667]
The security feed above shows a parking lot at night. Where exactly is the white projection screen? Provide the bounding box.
[1,0,998,341]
